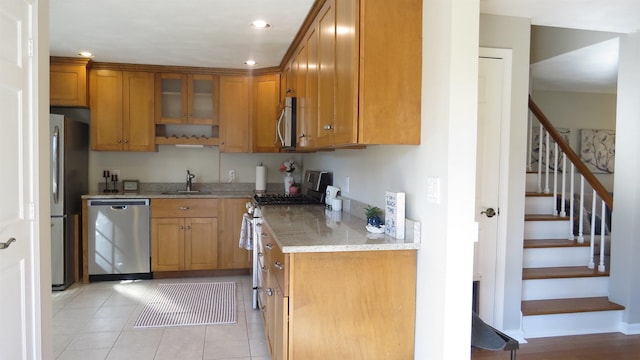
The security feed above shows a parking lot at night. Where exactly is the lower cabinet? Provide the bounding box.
[218,198,252,269]
[260,232,417,360]
[151,199,219,271]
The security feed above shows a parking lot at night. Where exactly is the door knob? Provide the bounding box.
[0,237,16,250]
[480,208,496,218]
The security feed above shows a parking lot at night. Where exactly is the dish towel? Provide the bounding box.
[239,213,253,250]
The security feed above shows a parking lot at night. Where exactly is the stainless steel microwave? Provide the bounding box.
[277,96,296,150]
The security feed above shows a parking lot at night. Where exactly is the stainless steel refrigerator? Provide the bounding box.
[50,114,88,290]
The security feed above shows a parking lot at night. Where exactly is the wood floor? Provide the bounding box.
[471,332,640,359]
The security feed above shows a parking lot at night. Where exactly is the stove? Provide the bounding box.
[249,170,331,310]
[253,170,332,206]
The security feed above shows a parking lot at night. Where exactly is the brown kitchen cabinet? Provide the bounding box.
[89,69,156,151]
[287,0,421,150]
[154,73,220,146]
[260,231,416,360]
[217,198,252,269]
[50,57,90,107]
[151,199,219,271]
[219,75,250,152]
[252,74,282,153]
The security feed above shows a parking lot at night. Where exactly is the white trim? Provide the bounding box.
[479,47,513,330]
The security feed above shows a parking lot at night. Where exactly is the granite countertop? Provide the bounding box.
[81,191,254,199]
[260,205,420,253]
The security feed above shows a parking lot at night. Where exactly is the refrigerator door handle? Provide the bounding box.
[52,125,60,205]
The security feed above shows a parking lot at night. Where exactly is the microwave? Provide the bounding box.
[277,96,296,150]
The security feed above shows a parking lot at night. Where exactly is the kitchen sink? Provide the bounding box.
[161,190,212,195]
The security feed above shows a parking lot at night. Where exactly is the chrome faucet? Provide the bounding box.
[186,170,195,191]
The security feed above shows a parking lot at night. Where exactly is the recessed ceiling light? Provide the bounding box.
[245,60,257,66]
[251,20,271,29]
[77,51,94,58]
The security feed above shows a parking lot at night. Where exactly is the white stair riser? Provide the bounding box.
[525,196,556,215]
[523,247,590,268]
[523,310,622,338]
[525,173,564,193]
[524,220,570,239]
[522,277,609,300]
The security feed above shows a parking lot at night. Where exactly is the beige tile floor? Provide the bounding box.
[52,275,269,360]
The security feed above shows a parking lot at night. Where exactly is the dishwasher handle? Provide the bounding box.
[88,199,150,207]
[111,205,128,210]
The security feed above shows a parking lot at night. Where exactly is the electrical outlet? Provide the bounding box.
[228,170,236,182]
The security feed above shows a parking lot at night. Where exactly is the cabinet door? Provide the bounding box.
[303,23,319,149]
[189,74,219,125]
[151,218,185,271]
[219,76,250,152]
[185,217,218,270]
[90,69,124,151]
[253,74,281,153]
[274,282,288,360]
[333,0,358,146]
[50,61,88,107]
[315,0,336,148]
[295,45,310,148]
[155,73,188,124]
[123,71,156,151]
[218,198,252,269]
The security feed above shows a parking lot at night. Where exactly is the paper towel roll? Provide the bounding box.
[255,166,266,192]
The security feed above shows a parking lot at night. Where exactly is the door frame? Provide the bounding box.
[477,47,513,328]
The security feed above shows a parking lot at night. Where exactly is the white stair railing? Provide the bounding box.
[528,95,612,273]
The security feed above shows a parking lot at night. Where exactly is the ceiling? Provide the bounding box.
[50,1,640,92]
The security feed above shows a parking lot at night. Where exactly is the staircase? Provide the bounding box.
[521,97,624,338]
[521,182,624,338]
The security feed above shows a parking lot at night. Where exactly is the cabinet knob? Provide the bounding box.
[185,225,191,230]
[299,133,306,138]
[124,139,129,143]
[265,243,273,250]
[179,206,190,210]
[117,139,122,143]
[261,232,268,238]
[178,225,184,230]
[261,266,267,273]
[274,261,284,270]
[266,288,274,296]
[323,124,333,130]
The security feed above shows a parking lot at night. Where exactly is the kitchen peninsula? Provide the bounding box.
[258,205,419,359]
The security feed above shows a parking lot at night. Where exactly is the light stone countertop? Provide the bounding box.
[81,191,254,199]
[259,205,420,253]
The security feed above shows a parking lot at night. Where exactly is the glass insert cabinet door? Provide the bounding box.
[156,73,219,125]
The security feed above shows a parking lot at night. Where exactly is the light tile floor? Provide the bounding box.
[52,275,269,360]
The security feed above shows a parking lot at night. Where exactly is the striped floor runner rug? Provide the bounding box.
[133,282,236,328]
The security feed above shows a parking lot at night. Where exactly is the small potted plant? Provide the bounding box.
[365,205,383,227]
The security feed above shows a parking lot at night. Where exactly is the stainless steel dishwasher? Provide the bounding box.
[87,199,151,281]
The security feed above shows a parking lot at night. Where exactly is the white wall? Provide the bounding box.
[88,148,303,192]
[480,14,531,335]
[610,31,640,332]
[531,90,617,191]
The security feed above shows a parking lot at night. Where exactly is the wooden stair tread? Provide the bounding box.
[523,266,609,280]
[526,192,554,197]
[522,297,625,316]
[525,214,570,221]
[524,239,589,248]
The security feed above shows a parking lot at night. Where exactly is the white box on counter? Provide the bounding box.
[385,191,405,239]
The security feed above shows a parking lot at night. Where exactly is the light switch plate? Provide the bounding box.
[427,177,440,204]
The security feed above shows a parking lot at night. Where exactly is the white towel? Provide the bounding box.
[239,213,253,250]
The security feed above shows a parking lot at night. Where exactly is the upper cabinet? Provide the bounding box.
[290,0,422,149]
[50,57,90,107]
[89,69,156,151]
[154,73,220,146]
[219,76,250,153]
[252,74,281,153]
[155,73,219,125]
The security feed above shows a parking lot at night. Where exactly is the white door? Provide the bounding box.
[0,0,42,359]
[475,49,512,327]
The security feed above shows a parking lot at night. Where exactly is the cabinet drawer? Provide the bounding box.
[265,239,288,294]
[152,198,218,218]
